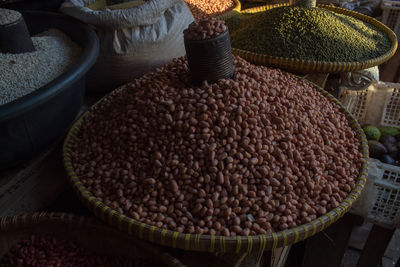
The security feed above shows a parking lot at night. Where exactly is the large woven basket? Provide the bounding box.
[219,4,398,73]
[63,78,369,254]
[0,212,184,267]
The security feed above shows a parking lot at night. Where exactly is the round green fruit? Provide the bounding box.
[363,125,381,141]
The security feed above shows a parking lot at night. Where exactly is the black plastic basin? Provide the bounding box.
[0,11,99,169]
[0,0,64,12]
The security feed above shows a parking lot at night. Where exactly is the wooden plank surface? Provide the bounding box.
[0,95,101,216]
[356,225,396,267]
[301,214,364,267]
[0,142,68,217]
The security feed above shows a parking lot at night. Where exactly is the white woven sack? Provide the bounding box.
[60,0,194,92]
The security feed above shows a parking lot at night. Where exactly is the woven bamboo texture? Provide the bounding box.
[233,0,242,13]
[63,76,369,253]
[0,212,184,267]
[218,0,241,20]
[219,4,398,74]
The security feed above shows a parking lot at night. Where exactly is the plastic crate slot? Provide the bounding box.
[341,89,370,122]
[387,10,399,29]
[382,169,400,185]
[381,0,400,39]
[382,87,400,127]
[369,185,400,226]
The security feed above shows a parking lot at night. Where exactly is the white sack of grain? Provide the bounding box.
[60,0,194,92]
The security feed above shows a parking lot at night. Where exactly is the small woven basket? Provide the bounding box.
[219,4,398,74]
[63,76,369,254]
[0,212,184,267]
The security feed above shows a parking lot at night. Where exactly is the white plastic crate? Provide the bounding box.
[340,86,373,122]
[381,0,400,39]
[351,159,400,229]
[341,82,400,228]
[340,82,400,127]
[380,82,400,127]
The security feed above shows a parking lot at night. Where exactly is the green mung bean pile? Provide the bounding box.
[226,6,391,62]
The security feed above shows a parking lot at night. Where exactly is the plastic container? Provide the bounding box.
[0,11,99,169]
[381,0,400,39]
[341,82,400,228]
[339,82,400,127]
[351,159,400,229]
[0,0,64,12]
[379,82,400,127]
[0,13,35,54]
[184,30,234,85]
[339,85,374,123]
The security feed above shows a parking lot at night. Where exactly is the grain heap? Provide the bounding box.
[184,18,228,40]
[70,56,363,236]
[226,6,391,62]
[184,0,235,20]
[0,235,157,266]
[0,8,21,25]
[0,29,81,106]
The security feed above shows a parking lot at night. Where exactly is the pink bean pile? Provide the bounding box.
[0,235,154,267]
[70,56,363,236]
[184,18,228,40]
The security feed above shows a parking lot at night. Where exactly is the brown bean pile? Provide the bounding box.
[70,56,363,236]
[185,0,235,20]
[184,18,228,40]
[0,235,155,267]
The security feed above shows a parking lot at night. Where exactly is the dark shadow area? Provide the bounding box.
[0,0,64,12]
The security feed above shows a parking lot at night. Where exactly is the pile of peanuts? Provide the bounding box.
[70,56,363,236]
[184,0,235,20]
[184,18,228,40]
[0,235,153,267]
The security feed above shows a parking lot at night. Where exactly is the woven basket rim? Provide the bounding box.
[63,77,369,253]
[212,0,241,19]
[217,0,241,20]
[219,4,398,73]
[233,0,241,13]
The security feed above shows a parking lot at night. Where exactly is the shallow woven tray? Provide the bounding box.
[0,212,183,267]
[63,78,369,253]
[219,4,398,73]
